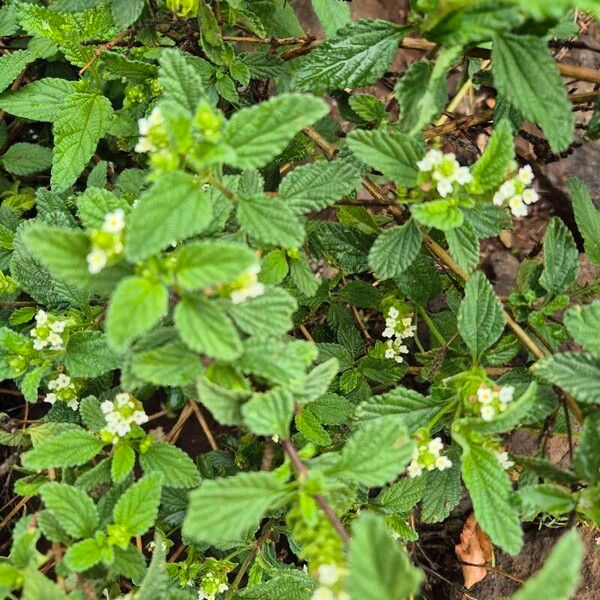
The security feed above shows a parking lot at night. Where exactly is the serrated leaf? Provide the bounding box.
[242,386,295,438]
[294,19,407,93]
[79,396,105,432]
[140,443,200,489]
[568,177,600,265]
[347,128,423,187]
[368,219,422,280]
[294,358,339,405]
[374,475,426,515]
[518,484,575,516]
[111,444,135,484]
[0,50,33,93]
[348,512,423,600]
[573,414,600,483]
[564,300,600,355]
[196,378,248,426]
[539,217,579,296]
[138,533,168,600]
[63,537,104,572]
[183,471,288,544]
[113,473,163,537]
[510,529,582,600]
[1,143,52,175]
[111,0,144,28]
[40,482,99,538]
[421,444,462,523]
[348,93,387,123]
[0,78,75,121]
[51,92,114,191]
[295,408,332,446]
[159,48,205,114]
[445,221,479,274]
[64,331,121,377]
[76,187,129,230]
[311,0,350,37]
[410,198,464,230]
[174,296,242,361]
[279,159,362,215]
[492,33,574,152]
[471,119,514,192]
[22,427,104,470]
[534,352,600,404]
[126,171,213,262]
[458,271,506,362]
[223,94,328,169]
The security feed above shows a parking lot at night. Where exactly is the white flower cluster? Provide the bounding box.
[45,373,79,411]
[87,209,126,274]
[100,392,149,441]
[311,564,349,600]
[135,107,164,154]
[476,383,515,421]
[407,437,453,478]
[197,581,228,600]
[417,149,473,197]
[495,450,514,471]
[30,310,67,351]
[383,307,416,364]
[493,165,539,217]
[228,265,265,305]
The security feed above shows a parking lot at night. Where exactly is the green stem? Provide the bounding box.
[417,306,446,347]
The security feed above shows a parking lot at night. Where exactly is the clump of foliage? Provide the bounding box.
[0,0,599,598]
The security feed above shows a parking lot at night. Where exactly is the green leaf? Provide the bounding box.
[294,358,339,405]
[348,512,423,600]
[159,48,205,115]
[534,352,600,404]
[573,414,600,483]
[0,50,34,93]
[445,221,479,274]
[311,0,350,37]
[223,94,328,169]
[113,473,163,537]
[374,475,426,515]
[111,0,144,28]
[106,276,169,351]
[294,19,407,93]
[237,195,304,247]
[242,386,295,438]
[111,444,135,484]
[131,340,203,387]
[459,442,523,555]
[279,159,362,215]
[564,300,600,355]
[0,78,75,122]
[325,416,414,486]
[174,296,242,361]
[509,529,582,600]
[368,219,422,280]
[22,569,68,600]
[40,482,99,538]
[183,471,288,544]
[138,533,168,600]
[1,143,52,175]
[518,484,575,516]
[173,242,256,291]
[196,378,248,426]
[569,178,600,265]
[139,443,200,489]
[63,538,104,572]
[539,217,579,296]
[458,271,506,362]
[348,93,387,123]
[492,33,574,152]
[346,128,423,187]
[64,331,121,377]
[126,171,213,262]
[77,187,129,230]
[421,444,462,523]
[51,92,114,191]
[22,427,104,470]
[471,119,515,192]
[295,408,332,446]
[410,198,464,230]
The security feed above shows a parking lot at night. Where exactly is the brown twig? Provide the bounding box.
[188,399,218,450]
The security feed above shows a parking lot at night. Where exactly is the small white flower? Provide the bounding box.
[508,196,528,217]
[385,317,397,328]
[417,149,443,172]
[498,179,516,199]
[55,373,71,389]
[517,165,534,185]
[67,399,79,411]
[115,392,132,407]
[35,310,48,325]
[115,420,131,437]
[138,107,163,136]
[103,208,126,234]
[382,327,395,338]
[230,282,265,305]
[480,405,496,421]
[100,400,114,414]
[33,338,47,351]
[388,307,399,319]
[496,451,514,470]
[436,177,453,198]
[522,188,539,205]
[311,588,335,600]
[384,348,396,359]
[492,191,505,206]
[87,249,108,274]
[317,564,340,586]
[48,379,58,391]
[498,385,515,404]
[455,166,473,185]
[407,460,423,478]
[428,437,444,455]
[477,385,494,405]
[435,455,453,471]
[132,410,148,425]
[401,317,412,328]
[45,393,57,405]
[48,332,63,350]
[49,320,66,334]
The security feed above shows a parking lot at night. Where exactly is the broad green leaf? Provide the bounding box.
[111,444,135,484]
[40,482,99,538]
[564,300,600,355]
[374,475,426,515]
[0,78,75,121]
[113,473,163,537]
[260,249,289,284]
[63,538,104,572]
[76,187,129,230]
[410,198,464,230]
[573,414,600,483]
[457,271,506,362]
[510,529,582,600]
[311,0,350,37]
[347,128,423,187]
[1,143,52,175]
[445,221,479,274]
[534,352,600,404]
[294,19,407,93]
[295,408,332,446]
[22,427,104,470]
[324,416,414,486]
[174,296,242,361]
[173,241,256,291]
[126,171,213,262]
[51,92,114,191]
[242,386,295,438]
[236,574,316,599]
[518,484,575,516]
[64,331,121,377]
[492,33,574,152]
[0,50,34,93]
[237,195,305,247]
[159,48,205,115]
[568,178,600,265]
[348,93,387,123]
[139,443,200,489]
[111,0,144,28]
[459,442,523,555]
[421,444,462,523]
[348,512,423,600]
[196,378,248,426]
[183,471,288,544]
[106,276,169,351]
[539,217,579,296]
[223,94,328,169]
[22,569,68,599]
[368,219,422,280]
[279,159,362,215]
[294,358,339,405]
[471,119,514,192]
